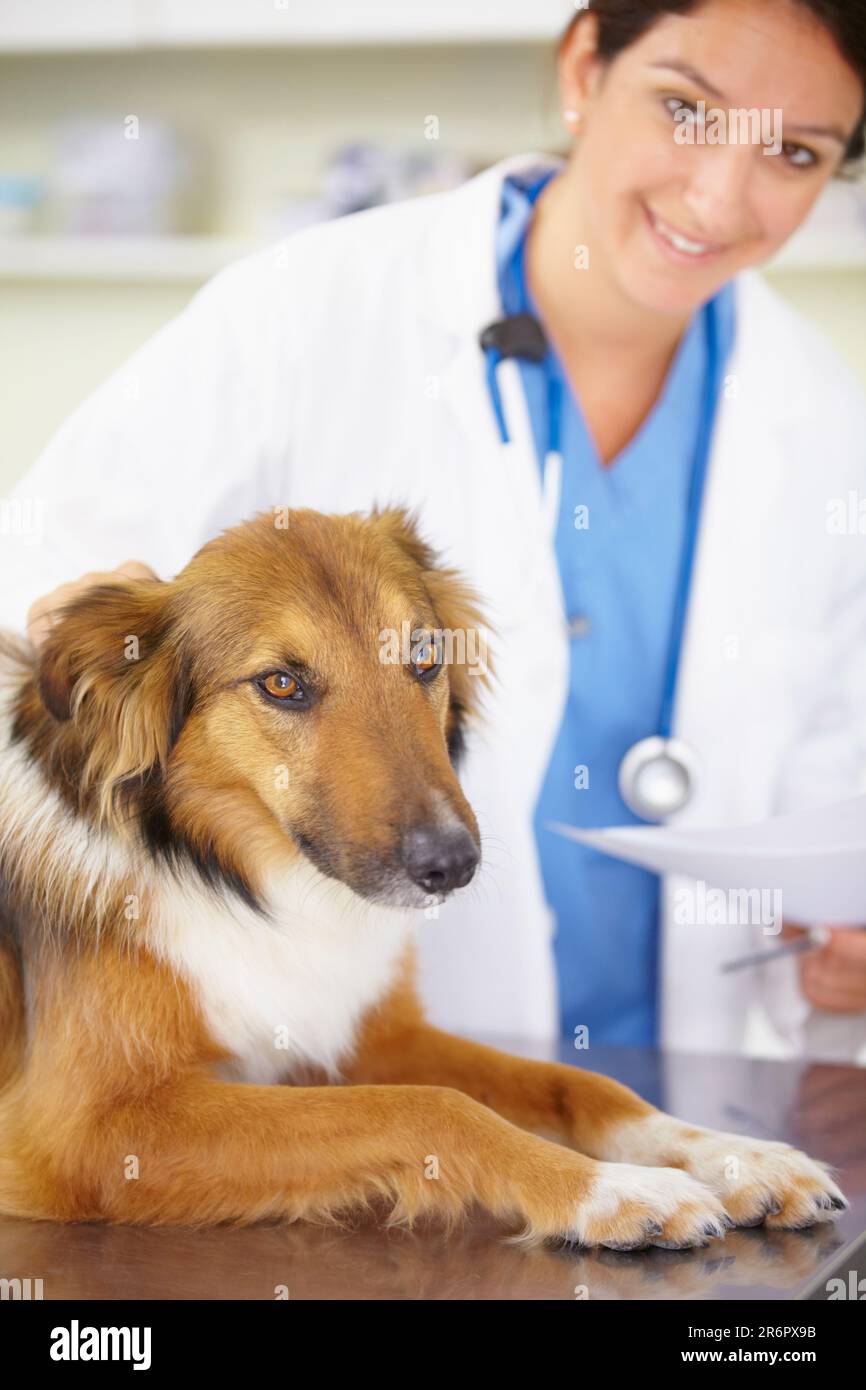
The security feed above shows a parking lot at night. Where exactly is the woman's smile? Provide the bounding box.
[642,200,730,265]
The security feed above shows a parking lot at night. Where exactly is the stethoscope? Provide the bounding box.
[480,307,719,823]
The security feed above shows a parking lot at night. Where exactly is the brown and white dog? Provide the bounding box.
[0,508,847,1248]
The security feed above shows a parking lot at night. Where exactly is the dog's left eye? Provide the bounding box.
[411,638,441,682]
[256,671,310,706]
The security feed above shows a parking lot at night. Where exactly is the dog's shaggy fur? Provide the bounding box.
[0,508,847,1246]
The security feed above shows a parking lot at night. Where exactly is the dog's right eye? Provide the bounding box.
[256,671,311,707]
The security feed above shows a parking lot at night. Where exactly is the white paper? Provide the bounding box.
[549,793,866,926]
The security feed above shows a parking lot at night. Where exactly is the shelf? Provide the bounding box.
[0,0,573,53]
[0,235,256,283]
[2,228,864,287]
[4,171,866,284]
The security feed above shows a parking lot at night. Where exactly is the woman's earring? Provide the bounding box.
[563,109,582,131]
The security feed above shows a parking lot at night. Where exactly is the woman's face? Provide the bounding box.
[562,0,864,315]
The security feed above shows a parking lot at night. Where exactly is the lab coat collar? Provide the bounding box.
[417,151,565,340]
[417,151,815,431]
[418,156,564,618]
[414,152,821,666]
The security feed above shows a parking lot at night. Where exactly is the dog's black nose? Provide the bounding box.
[402,826,479,895]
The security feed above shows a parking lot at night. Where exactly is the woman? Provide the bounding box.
[4,0,866,1059]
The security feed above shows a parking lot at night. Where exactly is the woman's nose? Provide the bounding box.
[401,825,479,895]
[684,144,758,241]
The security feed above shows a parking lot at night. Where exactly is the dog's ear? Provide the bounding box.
[37,578,193,821]
[371,507,494,766]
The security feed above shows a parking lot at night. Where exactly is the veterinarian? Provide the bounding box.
[3,0,866,1062]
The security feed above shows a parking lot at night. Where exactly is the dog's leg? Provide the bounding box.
[345,1015,848,1232]
[42,1076,728,1249]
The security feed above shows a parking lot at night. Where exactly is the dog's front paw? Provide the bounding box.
[677,1129,848,1231]
[550,1162,729,1251]
[605,1114,848,1232]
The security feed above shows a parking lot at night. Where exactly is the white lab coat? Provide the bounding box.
[3,153,866,1063]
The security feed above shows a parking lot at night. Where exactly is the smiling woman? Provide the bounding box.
[505,0,866,1052]
[536,0,865,351]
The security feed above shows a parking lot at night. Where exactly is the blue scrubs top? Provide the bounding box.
[496,167,737,1046]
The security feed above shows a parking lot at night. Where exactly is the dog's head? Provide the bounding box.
[34,508,491,910]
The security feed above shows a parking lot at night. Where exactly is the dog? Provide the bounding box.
[0,507,847,1248]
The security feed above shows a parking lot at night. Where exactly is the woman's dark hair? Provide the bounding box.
[563,0,866,170]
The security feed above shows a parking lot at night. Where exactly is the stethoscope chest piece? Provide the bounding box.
[617,735,701,822]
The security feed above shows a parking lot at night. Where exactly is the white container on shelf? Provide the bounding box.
[0,175,42,235]
[49,117,190,236]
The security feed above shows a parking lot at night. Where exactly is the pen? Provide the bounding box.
[720,927,831,974]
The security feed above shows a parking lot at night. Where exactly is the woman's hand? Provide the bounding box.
[26,560,158,651]
[781,921,866,1013]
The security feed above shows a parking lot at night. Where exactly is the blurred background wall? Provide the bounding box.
[1,0,865,493]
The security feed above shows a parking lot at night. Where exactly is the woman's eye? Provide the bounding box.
[258,671,305,702]
[782,143,818,169]
[664,96,700,125]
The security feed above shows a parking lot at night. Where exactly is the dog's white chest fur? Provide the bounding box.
[148,864,413,1084]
